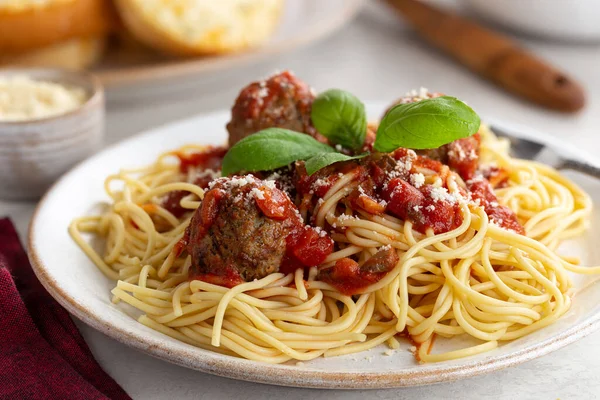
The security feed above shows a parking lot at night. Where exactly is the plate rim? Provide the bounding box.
[27,107,600,389]
[96,0,365,87]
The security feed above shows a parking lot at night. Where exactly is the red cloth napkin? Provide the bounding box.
[0,218,131,400]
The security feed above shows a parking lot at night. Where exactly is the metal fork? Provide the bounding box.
[490,125,600,179]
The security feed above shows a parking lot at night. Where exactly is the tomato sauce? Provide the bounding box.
[252,181,334,274]
[351,193,386,215]
[172,133,522,293]
[382,178,462,234]
[161,191,189,218]
[319,247,398,295]
[183,187,223,256]
[281,227,334,275]
[483,166,509,189]
[161,147,227,217]
[254,186,291,219]
[175,146,227,173]
[446,134,480,181]
[468,178,524,234]
[251,183,334,273]
[190,267,244,288]
[295,162,365,198]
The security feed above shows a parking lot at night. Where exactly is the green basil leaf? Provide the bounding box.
[304,153,367,176]
[374,96,481,152]
[311,89,367,151]
[221,128,336,176]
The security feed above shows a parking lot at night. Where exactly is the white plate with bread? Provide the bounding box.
[0,0,364,100]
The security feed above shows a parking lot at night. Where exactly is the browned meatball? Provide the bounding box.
[382,89,443,117]
[185,175,303,285]
[226,70,326,146]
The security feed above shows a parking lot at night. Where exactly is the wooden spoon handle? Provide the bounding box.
[384,0,586,112]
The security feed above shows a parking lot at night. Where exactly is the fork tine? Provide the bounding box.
[489,125,545,160]
[488,125,600,178]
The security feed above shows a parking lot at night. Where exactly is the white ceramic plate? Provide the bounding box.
[95,0,364,101]
[28,104,600,389]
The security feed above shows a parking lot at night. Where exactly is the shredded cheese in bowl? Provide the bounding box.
[0,75,87,122]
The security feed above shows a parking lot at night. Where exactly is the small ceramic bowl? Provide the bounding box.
[0,68,105,200]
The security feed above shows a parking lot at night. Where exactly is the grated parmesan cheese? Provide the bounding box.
[313,226,328,237]
[337,214,355,222]
[250,188,265,200]
[263,179,277,189]
[257,87,268,99]
[229,175,257,187]
[187,167,220,184]
[406,87,429,101]
[410,173,425,188]
[266,171,280,180]
[429,187,458,204]
[0,75,87,121]
[466,174,486,185]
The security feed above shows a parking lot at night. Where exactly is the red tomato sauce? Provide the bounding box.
[468,178,524,234]
[319,247,398,295]
[172,136,524,293]
[175,146,228,173]
[161,146,227,217]
[253,182,334,275]
[254,186,292,220]
[190,267,244,288]
[382,178,463,234]
[281,227,334,275]
[483,166,509,189]
[446,134,480,181]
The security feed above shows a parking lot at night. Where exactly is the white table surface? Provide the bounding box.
[3,1,600,398]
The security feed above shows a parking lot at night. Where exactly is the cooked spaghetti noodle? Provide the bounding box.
[69,125,597,364]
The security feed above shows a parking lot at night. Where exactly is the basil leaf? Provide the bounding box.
[221,128,336,176]
[374,96,481,152]
[305,153,367,176]
[311,89,367,151]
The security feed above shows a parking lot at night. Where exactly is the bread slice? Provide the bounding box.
[0,36,106,70]
[114,0,284,56]
[0,0,116,54]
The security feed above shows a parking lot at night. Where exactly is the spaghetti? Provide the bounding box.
[69,125,598,364]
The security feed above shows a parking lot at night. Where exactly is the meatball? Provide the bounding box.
[382,89,443,117]
[185,175,302,285]
[227,71,325,146]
